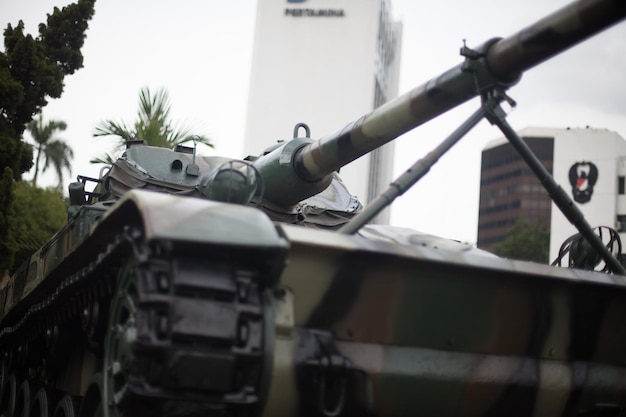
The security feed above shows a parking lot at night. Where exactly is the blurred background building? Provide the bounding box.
[244,0,402,223]
[477,127,626,262]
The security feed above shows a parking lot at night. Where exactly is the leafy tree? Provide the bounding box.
[7,182,67,273]
[27,115,73,188]
[0,0,95,277]
[491,217,550,263]
[0,0,95,180]
[91,87,212,164]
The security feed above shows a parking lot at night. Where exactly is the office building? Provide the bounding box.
[477,127,626,262]
[477,127,556,254]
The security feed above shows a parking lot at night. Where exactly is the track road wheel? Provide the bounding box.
[78,375,103,417]
[0,374,17,417]
[14,379,31,417]
[30,388,50,417]
[53,395,79,417]
[103,261,137,417]
[0,359,7,398]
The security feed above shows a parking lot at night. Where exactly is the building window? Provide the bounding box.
[617,215,626,232]
[619,176,625,195]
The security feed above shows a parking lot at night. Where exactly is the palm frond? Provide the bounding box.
[45,140,74,187]
[91,87,213,165]
[94,119,135,140]
[174,134,214,149]
[90,153,117,165]
[26,115,72,187]
[27,115,67,143]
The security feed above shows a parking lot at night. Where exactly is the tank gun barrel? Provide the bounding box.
[253,0,625,206]
[298,0,625,181]
[485,0,625,81]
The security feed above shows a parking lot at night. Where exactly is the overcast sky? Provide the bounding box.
[2,0,625,244]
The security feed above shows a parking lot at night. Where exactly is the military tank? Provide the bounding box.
[2,0,626,416]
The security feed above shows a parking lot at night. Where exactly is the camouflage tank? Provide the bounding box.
[2,0,626,416]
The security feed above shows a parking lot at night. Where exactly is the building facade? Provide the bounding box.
[477,128,557,253]
[477,127,626,263]
[550,128,626,262]
[244,0,402,223]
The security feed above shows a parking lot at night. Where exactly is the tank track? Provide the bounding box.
[0,226,271,417]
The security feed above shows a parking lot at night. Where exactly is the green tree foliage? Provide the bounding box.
[8,182,67,274]
[27,115,73,188]
[491,217,550,264]
[0,0,95,276]
[92,87,212,164]
[0,0,95,180]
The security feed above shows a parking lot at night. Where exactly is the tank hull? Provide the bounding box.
[3,191,626,416]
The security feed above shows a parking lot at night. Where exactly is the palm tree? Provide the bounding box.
[27,115,74,188]
[91,87,212,164]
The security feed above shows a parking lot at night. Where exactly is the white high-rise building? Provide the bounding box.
[244,0,402,223]
[550,128,626,261]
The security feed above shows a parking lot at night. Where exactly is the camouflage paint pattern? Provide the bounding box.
[262,225,626,416]
[294,0,626,184]
[2,184,626,416]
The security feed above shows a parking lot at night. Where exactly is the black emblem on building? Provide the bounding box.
[568,161,598,203]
